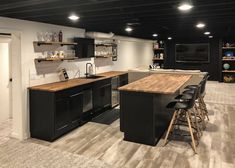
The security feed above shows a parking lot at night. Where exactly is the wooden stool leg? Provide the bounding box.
[200,97,209,121]
[192,107,202,138]
[196,103,206,130]
[164,110,177,146]
[186,112,197,154]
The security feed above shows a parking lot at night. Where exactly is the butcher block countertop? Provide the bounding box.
[29,71,127,92]
[119,74,191,94]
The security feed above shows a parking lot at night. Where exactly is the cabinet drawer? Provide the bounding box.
[93,78,111,88]
[55,89,70,100]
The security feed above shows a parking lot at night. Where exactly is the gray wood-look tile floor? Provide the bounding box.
[1,81,235,168]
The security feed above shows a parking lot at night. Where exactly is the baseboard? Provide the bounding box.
[11,131,30,140]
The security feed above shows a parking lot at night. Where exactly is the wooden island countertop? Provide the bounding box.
[119,74,191,94]
[29,71,127,92]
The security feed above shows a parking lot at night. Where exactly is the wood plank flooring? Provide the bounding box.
[1,81,235,168]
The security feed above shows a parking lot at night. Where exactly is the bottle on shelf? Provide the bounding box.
[159,41,164,48]
[59,30,63,42]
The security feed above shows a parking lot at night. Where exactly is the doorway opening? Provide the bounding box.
[0,34,12,138]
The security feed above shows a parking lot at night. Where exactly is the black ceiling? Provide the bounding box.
[1,0,235,39]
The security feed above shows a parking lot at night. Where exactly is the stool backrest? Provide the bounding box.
[196,83,202,99]
[188,86,199,109]
[200,75,209,95]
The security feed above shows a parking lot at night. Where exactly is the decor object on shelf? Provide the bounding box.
[223,63,230,70]
[225,43,230,47]
[153,41,159,49]
[225,51,234,57]
[58,68,69,81]
[223,56,235,60]
[223,75,234,83]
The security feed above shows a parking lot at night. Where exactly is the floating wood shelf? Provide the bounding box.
[222,59,235,61]
[95,55,114,58]
[95,43,117,47]
[153,48,164,50]
[222,70,235,73]
[222,47,235,49]
[34,41,77,46]
[152,58,164,61]
[35,57,78,62]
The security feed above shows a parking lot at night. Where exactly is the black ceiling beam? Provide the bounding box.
[0,1,175,15]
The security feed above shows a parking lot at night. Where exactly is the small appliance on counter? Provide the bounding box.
[58,68,69,81]
[149,64,161,70]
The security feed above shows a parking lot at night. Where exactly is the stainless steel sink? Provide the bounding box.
[85,75,104,79]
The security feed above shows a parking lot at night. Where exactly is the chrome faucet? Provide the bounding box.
[85,63,93,77]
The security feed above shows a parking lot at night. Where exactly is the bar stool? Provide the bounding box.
[184,76,209,122]
[164,87,199,153]
[175,84,205,136]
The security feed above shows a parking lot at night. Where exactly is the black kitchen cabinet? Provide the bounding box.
[111,74,128,107]
[93,79,112,113]
[55,97,70,134]
[30,87,87,141]
[69,92,83,128]
[119,73,128,86]
[29,73,128,142]
[74,38,94,58]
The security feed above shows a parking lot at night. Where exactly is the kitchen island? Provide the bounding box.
[119,74,191,146]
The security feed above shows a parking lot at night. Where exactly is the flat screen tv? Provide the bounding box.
[175,43,210,63]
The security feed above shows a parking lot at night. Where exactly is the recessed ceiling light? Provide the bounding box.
[204,32,210,35]
[196,23,205,28]
[178,3,193,11]
[125,27,133,32]
[209,36,213,38]
[168,37,172,40]
[153,34,158,37]
[68,15,80,21]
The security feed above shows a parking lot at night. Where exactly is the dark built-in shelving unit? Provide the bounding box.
[152,41,166,68]
[220,42,235,83]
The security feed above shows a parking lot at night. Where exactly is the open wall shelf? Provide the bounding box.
[35,57,78,62]
[222,70,235,73]
[34,41,77,46]
[152,58,164,61]
[222,47,235,50]
[153,48,164,51]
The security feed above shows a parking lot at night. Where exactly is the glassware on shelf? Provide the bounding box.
[52,32,59,42]
[48,32,53,42]
[37,32,43,41]
[43,32,50,42]
[65,50,75,58]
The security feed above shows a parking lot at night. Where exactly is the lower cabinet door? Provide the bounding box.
[55,98,70,134]
[102,84,112,108]
[69,92,83,128]
[119,74,128,86]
